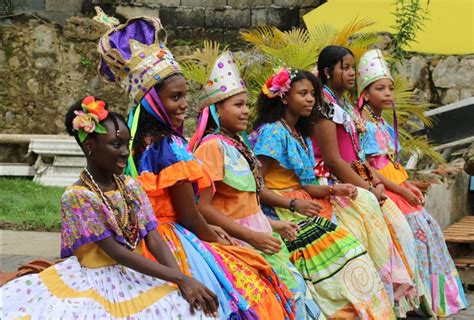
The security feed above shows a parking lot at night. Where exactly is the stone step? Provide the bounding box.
[29,138,82,157]
[53,156,86,167]
[34,174,79,187]
[0,163,35,176]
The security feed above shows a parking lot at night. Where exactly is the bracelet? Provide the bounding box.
[328,185,335,196]
[289,198,296,212]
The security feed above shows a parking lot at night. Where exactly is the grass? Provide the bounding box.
[0,178,64,231]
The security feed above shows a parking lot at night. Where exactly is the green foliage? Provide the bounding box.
[80,55,93,69]
[0,178,63,231]
[240,18,443,163]
[392,0,430,59]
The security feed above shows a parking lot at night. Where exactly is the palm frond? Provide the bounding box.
[240,26,286,49]
[331,18,375,46]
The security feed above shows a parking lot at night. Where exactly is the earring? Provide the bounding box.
[327,75,331,79]
[88,150,92,156]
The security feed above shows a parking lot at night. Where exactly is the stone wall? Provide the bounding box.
[0,16,129,134]
[4,0,322,43]
[397,53,474,105]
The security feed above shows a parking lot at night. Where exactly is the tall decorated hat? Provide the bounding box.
[97,12,182,104]
[197,51,246,109]
[357,49,393,95]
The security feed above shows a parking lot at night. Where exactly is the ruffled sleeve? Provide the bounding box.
[193,138,225,182]
[137,135,212,193]
[362,121,383,156]
[252,122,316,186]
[60,188,115,258]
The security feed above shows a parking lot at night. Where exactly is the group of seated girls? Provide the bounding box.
[1,15,466,320]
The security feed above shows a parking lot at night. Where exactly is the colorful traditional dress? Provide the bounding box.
[136,132,295,320]
[1,177,211,319]
[362,115,468,316]
[194,133,321,319]
[312,87,428,317]
[250,121,394,319]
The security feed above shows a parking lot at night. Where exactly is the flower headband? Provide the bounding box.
[261,67,298,99]
[72,96,109,143]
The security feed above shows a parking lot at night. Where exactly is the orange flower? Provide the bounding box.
[82,96,108,121]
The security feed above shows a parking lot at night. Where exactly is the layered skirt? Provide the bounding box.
[1,256,210,319]
[264,188,395,319]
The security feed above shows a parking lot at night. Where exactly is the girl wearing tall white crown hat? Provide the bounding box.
[190,51,321,320]
[357,48,468,317]
[96,13,296,320]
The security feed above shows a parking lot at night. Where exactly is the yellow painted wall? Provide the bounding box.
[304,0,474,55]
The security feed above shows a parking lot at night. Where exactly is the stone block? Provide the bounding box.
[441,88,460,105]
[460,88,474,100]
[229,0,272,8]
[181,0,226,7]
[39,11,75,25]
[116,5,160,20]
[273,0,320,8]
[251,7,299,30]
[16,0,46,11]
[45,0,81,12]
[206,8,251,29]
[432,56,461,88]
[64,16,108,41]
[160,7,205,28]
[138,0,180,6]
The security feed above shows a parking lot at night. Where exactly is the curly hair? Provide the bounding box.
[64,97,128,149]
[253,69,323,137]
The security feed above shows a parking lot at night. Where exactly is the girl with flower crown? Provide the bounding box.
[312,45,432,317]
[1,97,217,319]
[250,67,395,319]
[97,16,295,320]
[357,49,468,317]
[189,51,320,319]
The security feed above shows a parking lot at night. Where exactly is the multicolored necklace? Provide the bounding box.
[80,169,140,250]
[279,118,309,154]
[322,86,366,160]
[364,105,400,168]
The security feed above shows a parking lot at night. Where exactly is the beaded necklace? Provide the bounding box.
[80,169,140,250]
[322,86,366,160]
[279,118,309,154]
[364,104,400,168]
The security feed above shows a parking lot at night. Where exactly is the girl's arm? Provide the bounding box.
[313,120,385,203]
[168,181,219,243]
[258,155,323,216]
[96,235,218,316]
[313,120,370,188]
[198,187,282,254]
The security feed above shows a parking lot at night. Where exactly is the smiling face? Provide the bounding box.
[216,92,249,134]
[326,53,356,92]
[362,78,395,112]
[158,75,189,128]
[86,118,131,175]
[283,78,316,118]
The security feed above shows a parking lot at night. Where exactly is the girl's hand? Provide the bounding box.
[371,187,387,205]
[332,183,358,199]
[272,220,300,241]
[407,183,425,205]
[249,231,282,255]
[294,199,323,217]
[209,225,239,246]
[178,276,219,317]
[400,188,422,207]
